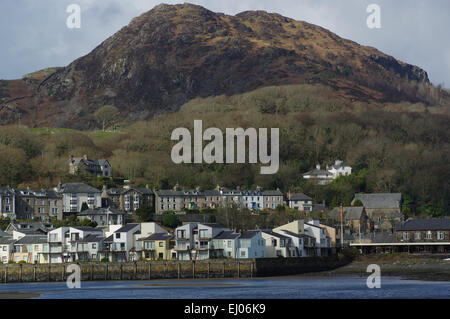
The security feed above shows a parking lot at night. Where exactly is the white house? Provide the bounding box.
[211,231,241,258]
[327,160,352,179]
[175,223,197,261]
[56,183,102,213]
[0,237,16,263]
[237,230,266,259]
[46,226,103,263]
[242,190,264,211]
[260,230,297,257]
[104,223,140,262]
[287,193,313,211]
[304,220,332,256]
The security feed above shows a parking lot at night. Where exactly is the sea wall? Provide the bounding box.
[0,257,350,283]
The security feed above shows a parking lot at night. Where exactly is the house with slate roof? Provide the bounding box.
[352,193,403,227]
[396,218,450,244]
[327,206,370,235]
[0,186,16,220]
[136,232,175,260]
[11,235,48,264]
[303,160,352,185]
[237,230,266,259]
[78,206,125,226]
[15,187,63,221]
[55,183,102,214]
[287,193,313,211]
[0,236,16,263]
[105,185,154,214]
[69,155,111,177]
[260,229,297,257]
[212,230,241,258]
[103,223,140,262]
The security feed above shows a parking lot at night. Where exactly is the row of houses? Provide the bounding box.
[0,219,333,264]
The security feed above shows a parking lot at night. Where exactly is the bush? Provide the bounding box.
[7,260,15,264]
[341,247,361,260]
[100,257,109,262]
[18,260,27,264]
[162,213,181,228]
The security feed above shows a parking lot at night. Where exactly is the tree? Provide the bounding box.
[94,105,120,131]
[136,205,154,222]
[162,213,181,229]
[352,199,363,207]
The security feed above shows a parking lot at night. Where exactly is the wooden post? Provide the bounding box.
[4,266,7,283]
[105,264,108,281]
[237,262,240,278]
[164,262,167,279]
[177,263,181,279]
[120,264,123,280]
[207,262,210,279]
[48,264,51,282]
[62,265,65,281]
[148,263,152,280]
[250,262,254,278]
[19,264,23,282]
[222,262,225,278]
[90,264,94,281]
[192,262,195,279]
[133,262,137,280]
[33,265,37,282]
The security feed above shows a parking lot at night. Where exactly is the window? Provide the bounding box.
[241,251,246,257]
[115,233,121,239]
[227,240,232,248]
[2,246,6,251]
[402,232,409,240]
[437,232,444,240]
[426,231,432,240]
[199,229,208,238]
[159,242,164,247]
[414,232,421,240]
[92,243,97,249]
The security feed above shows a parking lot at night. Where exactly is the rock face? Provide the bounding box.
[0,3,435,128]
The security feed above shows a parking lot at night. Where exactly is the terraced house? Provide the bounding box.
[106,185,154,213]
[0,186,16,220]
[16,187,63,221]
[395,219,450,253]
[55,183,102,214]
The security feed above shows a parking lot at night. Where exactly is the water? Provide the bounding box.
[0,276,448,299]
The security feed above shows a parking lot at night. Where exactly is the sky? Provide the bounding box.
[1,0,449,87]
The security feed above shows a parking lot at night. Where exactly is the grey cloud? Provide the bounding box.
[0,0,448,87]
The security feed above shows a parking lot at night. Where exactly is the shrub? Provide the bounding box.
[100,257,109,262]
[18,260,27,264]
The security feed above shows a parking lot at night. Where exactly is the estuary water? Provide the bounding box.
[0,276,448,299]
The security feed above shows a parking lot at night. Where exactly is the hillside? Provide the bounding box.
[0,84,448,217]
[0,3,448,128]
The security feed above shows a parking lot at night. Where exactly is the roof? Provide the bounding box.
[104,234,114,243]
[115,223,140,233]
[71,226,102,232]
[0,237,15,244]
[396,218,450,231]
[76,234,105,243]
[15,235,47,245]
[279,230,315,239]
[78,207,125,216]
[199,223,227,229]
[260,229,290,240]
[262,190,283,196]
[60,183,101,194]
[155,190,185,196]
[214,231,240,240]
[139,233,173,241]
[239,230,261,239]
[288,193,312,201]
[353,193,401,209]
[303,168,334,178]
[328,207,365,220]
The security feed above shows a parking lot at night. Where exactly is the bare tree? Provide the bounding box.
[94,105,120,131]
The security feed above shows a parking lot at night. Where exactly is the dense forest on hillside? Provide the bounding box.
[0,84,448,217]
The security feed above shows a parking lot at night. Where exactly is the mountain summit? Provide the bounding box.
[0,3,438,128]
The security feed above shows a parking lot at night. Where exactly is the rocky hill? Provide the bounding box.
[0,3,446,128]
